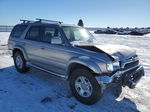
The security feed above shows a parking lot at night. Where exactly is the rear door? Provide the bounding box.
[24,25,44,66]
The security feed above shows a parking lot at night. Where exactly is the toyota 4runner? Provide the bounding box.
[8,19,144,105]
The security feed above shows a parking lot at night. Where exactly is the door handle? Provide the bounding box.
[41,47,45,50]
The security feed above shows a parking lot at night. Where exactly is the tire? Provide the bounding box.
[13,51,30,73]
[69,68,103,105]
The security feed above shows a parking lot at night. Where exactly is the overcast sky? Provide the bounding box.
[0,0,150,27]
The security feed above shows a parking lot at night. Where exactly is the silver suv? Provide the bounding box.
[8,19,144,105]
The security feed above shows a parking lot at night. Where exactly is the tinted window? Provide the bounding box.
[10,25,27,38]
[42,27,61,43]
[26,26,41,41]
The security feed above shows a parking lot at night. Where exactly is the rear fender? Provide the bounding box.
[13,45,29,61]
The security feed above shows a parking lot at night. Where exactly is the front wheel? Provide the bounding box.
[69,68,103,105]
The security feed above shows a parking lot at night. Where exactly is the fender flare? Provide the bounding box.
[67,56,102,75]
[13,46,29,61]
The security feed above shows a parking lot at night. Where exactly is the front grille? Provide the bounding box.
[124,60,139,69]
[121,55,139,69]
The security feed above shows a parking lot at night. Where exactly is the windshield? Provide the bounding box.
[62,26,95,42]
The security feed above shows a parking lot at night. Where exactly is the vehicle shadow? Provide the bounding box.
[0,65,140,112]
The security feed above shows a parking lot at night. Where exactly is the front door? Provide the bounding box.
[37,26,71,76]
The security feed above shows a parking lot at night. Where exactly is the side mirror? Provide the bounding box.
[51,37,62,45]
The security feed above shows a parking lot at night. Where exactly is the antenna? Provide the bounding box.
[36,18,63,24]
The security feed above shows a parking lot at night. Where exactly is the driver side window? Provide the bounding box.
[42,27,62,43]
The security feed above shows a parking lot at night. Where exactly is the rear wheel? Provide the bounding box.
[13,51,30,73]
[69,68,103,105]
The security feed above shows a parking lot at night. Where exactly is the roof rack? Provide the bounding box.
[36,18,63,24]
[20,19,35,24]
[20,18,63,24]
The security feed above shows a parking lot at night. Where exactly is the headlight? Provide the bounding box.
[106,61,120,72]
[106,63,113,72]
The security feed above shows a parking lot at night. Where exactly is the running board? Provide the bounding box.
[27,63,68,80]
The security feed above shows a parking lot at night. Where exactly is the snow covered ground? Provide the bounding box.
[0,32,150,112]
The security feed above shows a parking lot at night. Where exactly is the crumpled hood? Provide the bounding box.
[73,41,136,61]
[94,44,136,60]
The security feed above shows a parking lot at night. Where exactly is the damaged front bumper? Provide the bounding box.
[96,64,144,89]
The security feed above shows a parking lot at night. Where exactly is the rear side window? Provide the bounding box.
[10,25,27,38]
[25,26,41,41]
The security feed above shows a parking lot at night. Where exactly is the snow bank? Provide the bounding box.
[0,32,10,45]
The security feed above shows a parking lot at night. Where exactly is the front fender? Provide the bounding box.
[67,56,103,75]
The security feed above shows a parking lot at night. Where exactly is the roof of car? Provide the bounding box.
[16,19,82,28]
[17,22,80,28]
